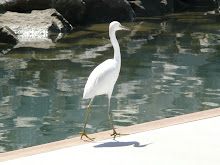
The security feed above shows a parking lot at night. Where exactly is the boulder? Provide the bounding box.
[0,0,219,24]
[51,0,86,25]
[83,0,135,23]
[0,0,86,25]
[0,0,51,12]
[0,9,73,48]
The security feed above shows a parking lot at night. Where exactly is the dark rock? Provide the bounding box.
[0,26,18,44]
[0,0,135,24]
[83,0,135,23]
[0,9,73,49]
[1,0,218,26]
[173,0,190,11]
[140,0,169,16]
[173,0,219,12]
[166,0,174,13]
[51,0,86,25]
[129,0,150,17]
[189,0,218,9]
[0,26,18,55]
[130,0,219,17]
[0,0,51,12]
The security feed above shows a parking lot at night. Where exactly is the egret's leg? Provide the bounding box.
[78,98,94,141]
[107,98,120,138]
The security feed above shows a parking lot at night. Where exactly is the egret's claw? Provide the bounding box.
[111,131,120,137]
[78,132,94,141]
[111,131,121,139]
[111,131,128,139]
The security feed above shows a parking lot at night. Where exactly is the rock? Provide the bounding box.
[0,0,219,25]
[51,0,86,25]
[0,9,73,48]
[83,0,135,23]
[0,0,135,24]
[129,0,150,17]
[173,0,219,12]
[0,26,18,44]
[129,0,219,17]
[0,0,86,25]
[189,0,218,10]
[0,0,51,12]
[32,9,73,33]
[140,0,170,16]
[0,26,18,55]
[166,0,174,13]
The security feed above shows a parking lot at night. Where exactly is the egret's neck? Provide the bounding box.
[109,30,121,65]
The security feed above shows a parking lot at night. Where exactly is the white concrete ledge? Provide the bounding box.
[0,107,220,164]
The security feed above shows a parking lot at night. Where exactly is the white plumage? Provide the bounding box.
[83,59,119,99]
[79,21,129,140]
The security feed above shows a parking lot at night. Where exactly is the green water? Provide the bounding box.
[0,12,220,153]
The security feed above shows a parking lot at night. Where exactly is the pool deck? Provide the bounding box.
[0,107,220,165]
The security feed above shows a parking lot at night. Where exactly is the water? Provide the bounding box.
[0,12,220,153]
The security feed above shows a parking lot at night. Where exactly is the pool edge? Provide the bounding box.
[0,107,220,162]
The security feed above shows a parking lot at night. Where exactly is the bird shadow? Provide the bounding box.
[93,140,150,148]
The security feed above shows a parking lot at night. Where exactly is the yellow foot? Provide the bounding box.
[111,131,128,139]
[111,131,121,139]
[78,132,94,141]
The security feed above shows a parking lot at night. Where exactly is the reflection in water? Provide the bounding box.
[0,12,220,153]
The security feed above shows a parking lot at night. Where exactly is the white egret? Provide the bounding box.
[79,21,129,140]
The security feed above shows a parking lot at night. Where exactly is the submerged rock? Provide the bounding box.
[0,9,73,49]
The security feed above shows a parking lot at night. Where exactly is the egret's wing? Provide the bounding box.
[83,59,118,99]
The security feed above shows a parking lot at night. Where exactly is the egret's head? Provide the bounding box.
[109,21,129,32]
